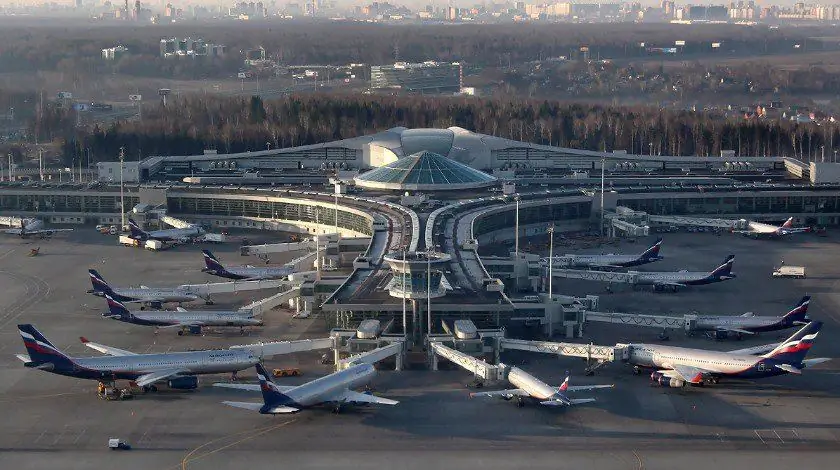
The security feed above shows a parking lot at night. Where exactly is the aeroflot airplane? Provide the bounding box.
[733,217,811,238]
[3,219,73,238]
[550,238,664,269]
[214,362,398,414]
[16,324,257,390]
[202,250,294,281]
[624,321,828,388]
[102,295,262,334]
[87,269,203,306]
[128,218,204,242]
[470,367,613,408]
[690,296,811,338]
[630,255,736,290]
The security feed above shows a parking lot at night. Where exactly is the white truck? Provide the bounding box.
[198,233,227,243]
[773,266,806,278]
[145,240,164,251]
[119,235,140,247]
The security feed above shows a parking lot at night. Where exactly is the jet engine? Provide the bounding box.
[167,376,199,390]
[650,372,685,388]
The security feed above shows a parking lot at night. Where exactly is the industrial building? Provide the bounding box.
[370,62,463,93]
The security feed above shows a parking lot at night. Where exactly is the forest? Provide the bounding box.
[29,93,840,166]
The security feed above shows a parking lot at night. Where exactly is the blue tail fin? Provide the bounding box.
[128,219,148,240]
[104,294,132,319]
[782,296,811,324]
[18,324,75,368]
[88,269,114,295]
[763,321,822,363]
[202,250,226,273]
[709,255,735,278]
[640,238,663,260]
[255,363,293,407]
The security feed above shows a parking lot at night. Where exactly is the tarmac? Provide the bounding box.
[1,228,840,469]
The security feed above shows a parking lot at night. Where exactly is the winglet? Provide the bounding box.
[79,336,89,344]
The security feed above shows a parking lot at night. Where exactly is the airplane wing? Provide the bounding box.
[653,281,687,287]
[470,388,530,399]
[213,382,297,393]
[728,343,778,355]
[4,229,23,235]
[803,358,831,368]
[222,401,300,413]
[135,368,188,387]
[175,307,188,312]
[80,337,137,356]
[556,384,615,393]
[662,365,710,384]
[715,327,755,335]
[774,364,802,375]
[156,321,205,328]
[337,390,399,405]
[540,398,597,406]
[740,312,755,317]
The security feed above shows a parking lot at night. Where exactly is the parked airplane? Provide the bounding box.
[470,366,613,408]
[128,218,203,242]
[550,238,663,269]
[87,269,205,306]
[16,324,257,390]
[624,321,828,387]
[630,255,736,291]
[214,362,398,414]
[3,219,73,238]
[691,296,811,339]
[734,217,811,238]
[102,295,262,334]
[202,250,294,281]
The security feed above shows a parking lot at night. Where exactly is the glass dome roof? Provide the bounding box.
[354,150,497,191]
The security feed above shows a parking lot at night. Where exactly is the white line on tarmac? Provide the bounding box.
[73,428,87,445]
[33,429,47,444]
[754,430,767,444]
[773,429,785,443]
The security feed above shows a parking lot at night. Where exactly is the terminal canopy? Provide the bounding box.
[355,150,497,191]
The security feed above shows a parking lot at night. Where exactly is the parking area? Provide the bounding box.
[1,229,840,469]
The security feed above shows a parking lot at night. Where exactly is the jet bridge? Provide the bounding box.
[608,218,649,237]
[241,239,317,256]
[499,338,622,374]
[237,287,301,316]
[583,311,688,331]
[551,269,637,284]
[647,215,745,230]
[229,337,334,359]
[182,278,294,297]
[160,215,194,229]
[429,342,502,381]
[337,342,404,371]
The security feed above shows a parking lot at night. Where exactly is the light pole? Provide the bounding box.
[7,153,11,182]
[426,250,432,337]
[402,249,407,336]
[119,147,125,232]
[548,224,554,300]
[600,157,605,237]
[334,193,339,236]
[38,148,44,181]
[514,194,520,257]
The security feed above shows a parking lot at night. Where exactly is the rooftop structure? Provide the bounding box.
[354,151,497,191]
[370,62,463,93]
[383,251,452,299]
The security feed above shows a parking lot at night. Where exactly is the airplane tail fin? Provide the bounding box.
[709,255,735,278]
[255,362,289,406]
[88,269,114,295]
[781,217,794,229]
[640,238,663,260]
[782,296,811,323]
[127,219,148,240]
[18,324,74,367]
[202,249,226,273]
[104,294,132,319]
[763,321,822,363]
[558,375,570,392]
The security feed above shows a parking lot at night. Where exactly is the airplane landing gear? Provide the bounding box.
[332,403,343,414]
[633,366,642,375]
[516,397,525,408]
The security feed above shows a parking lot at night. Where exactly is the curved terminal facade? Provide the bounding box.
[7,127,840,336]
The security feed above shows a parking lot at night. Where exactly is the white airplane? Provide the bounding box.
[733,217,811,238]
[202,250,294,281]
[470,365,613,408]
[630,255,736,291]
[625,321,829,388]
[3,219,73,238]
[550,238,663,269]
[128,218,204,242]
[16,324,257,390]
[214,362,398,414]
[102,295,262,334]
[87,269,205,306]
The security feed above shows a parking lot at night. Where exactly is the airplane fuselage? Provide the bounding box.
[632,271,735,287]
[91,288,199,304]
[108,311,262,328]
[556,254,661,269]
[28,350,257,382]
[507,366,567,403]
[204,266,291,281]
[627,344,787,379]
[263,363,376,412]
[693,315,797,334]
[139,227,202,242]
